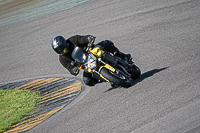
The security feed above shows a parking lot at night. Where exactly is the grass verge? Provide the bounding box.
[0,90,41,133]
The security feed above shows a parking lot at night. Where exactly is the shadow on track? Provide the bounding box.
[105,67,168,92]
[130,67,168,86]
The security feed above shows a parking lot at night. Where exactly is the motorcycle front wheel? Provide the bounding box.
[100,68,131,88]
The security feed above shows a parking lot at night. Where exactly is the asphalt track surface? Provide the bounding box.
[0,0,200,133]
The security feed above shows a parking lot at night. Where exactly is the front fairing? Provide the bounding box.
[72,47,88,64]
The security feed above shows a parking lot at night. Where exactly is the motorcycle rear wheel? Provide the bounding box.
[100,68,131,88]
[130,65,141,79]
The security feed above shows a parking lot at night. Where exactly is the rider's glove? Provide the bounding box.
[88,35,96,46]
[73,67,79,76]
[71,61,78,67]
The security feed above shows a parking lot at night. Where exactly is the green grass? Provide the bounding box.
[0,89,41,133]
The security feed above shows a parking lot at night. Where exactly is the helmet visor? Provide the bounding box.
[54,45,65,54]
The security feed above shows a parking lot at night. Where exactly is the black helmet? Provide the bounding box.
[51,36,68,55]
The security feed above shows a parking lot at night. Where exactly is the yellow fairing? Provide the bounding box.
[90,48,104,57]
[86,67,93,73]
[87,48,115,82]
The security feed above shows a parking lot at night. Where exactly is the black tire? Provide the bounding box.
[130,65,141,79]
[100,68,131,87]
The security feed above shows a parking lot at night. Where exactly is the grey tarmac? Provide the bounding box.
[0,0,200,133]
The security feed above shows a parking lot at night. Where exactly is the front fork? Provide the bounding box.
[91,59,115,82]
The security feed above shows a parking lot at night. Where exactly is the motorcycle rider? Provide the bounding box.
[51,35,131,86]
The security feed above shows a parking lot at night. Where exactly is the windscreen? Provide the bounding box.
[72,47,88,64]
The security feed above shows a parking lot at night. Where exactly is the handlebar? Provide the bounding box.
[86,36,96,52]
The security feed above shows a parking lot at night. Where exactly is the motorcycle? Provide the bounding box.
[72,38,141,88]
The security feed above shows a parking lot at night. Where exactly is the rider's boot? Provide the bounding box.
[114,51,135,65]
[105,41,132,62]
[114,51,131,60]
[120,52,131,60]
